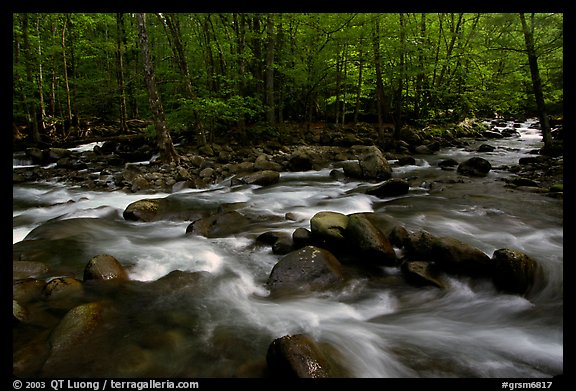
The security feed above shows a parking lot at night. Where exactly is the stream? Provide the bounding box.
[12,118,563,378]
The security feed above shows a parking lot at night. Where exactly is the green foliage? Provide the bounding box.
[144,124,156,141]
[12,12,563,143]
[169,95,264,132]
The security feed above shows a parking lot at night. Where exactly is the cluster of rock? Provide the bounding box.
[12,119,559,377]
[14,199,543,377]
[13,118,562,200]
[12,119,489,193]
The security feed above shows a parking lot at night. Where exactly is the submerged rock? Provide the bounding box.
[266,334,348,377]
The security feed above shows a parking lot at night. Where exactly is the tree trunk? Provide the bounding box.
[20,14,42,143]
[136,13,180,164]
[519,13,553,151]
[35,16,47,142]
[116,13,128,133]
[61,16,73,137]
[265,13,276,124]
[161,13,207,145]
[393,13,406,139]
[372,17,392,143]
[233,13,247,140]
[341,43,348,126]
[353,44,364,124]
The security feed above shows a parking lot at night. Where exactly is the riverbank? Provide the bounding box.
[12,118,563,199]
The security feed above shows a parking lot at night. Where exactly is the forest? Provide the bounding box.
[12,13,563,158]
[12,12,565,379]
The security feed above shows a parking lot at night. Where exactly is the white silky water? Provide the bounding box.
[12,119,562,378]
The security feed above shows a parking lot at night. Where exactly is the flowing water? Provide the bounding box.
[12,119,563,378]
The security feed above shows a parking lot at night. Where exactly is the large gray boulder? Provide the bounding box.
[186,211,252,238]
[310,211,349,245]
[457,157,492,177]
[344,213,398,267]
[404,230,492,277]
[358,145,392,180]
[491,248,540,296]
[266,246,345,297]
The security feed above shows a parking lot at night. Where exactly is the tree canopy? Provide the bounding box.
[12,13,563,146]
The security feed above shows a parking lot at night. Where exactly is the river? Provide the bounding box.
[12,118,563,378]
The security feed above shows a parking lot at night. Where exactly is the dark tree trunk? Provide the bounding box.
[393,13,406,139]
[116,13,128,133]
[265,13,276,124]
[21,14,42,144]
[353,44,364,124]
[61,16,72,137]
[519,13,553,151]
[233,13,247,140]
[161,13,207,145]
[372,17,393,144]
[136,13,180,164]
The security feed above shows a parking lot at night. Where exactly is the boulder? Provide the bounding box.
[310,211,349,245]
[358,145,392,180]
[186,211,252,238]
[237,170,280,186]
[365,178,410,198]
[266,246,345,297]
[457,157,492,177]
[123,198,162,221]
[83,254,129,281]
[401,260,447,289]
[344,213,398,267]
[491,248,540,295]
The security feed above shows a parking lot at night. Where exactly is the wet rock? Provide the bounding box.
[482,130,504,139]
[491,248,540,296]
[438,158,459,169]
[43,277,85,310]
[287,147,314,171]
[361,212,406,240]
[186,211,252,238]
[358,145,392,180]
[83,254,129,281]
[256,231,294,254]
[432,236,492,276]
[396,156,416,166]
[13,278,47,303]
[404,230,492,277]
[292,227,312,249]
[43,302,106,375]
[478,144,495,152]
[401,261,447,289]
[267,246,345,297]
[341,160,363,178]
[123,198,162,221]
[254,154,283,171]
[13,300,28,323]
[266,334,347,377]
[457,157,492,177]
[344,213,398,267]
[13,334,51,377]
[365,178,410,198]
[236,170,280,186]
[310,211,349,247]
[13,261,50,280]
